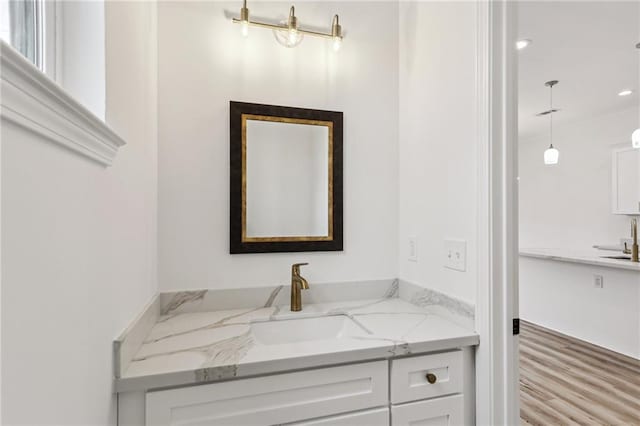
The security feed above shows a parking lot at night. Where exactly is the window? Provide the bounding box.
[0,0,118,166]
[0,0,55,78]
[2,0,107,120]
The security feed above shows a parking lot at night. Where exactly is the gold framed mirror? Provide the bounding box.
[230,101,343,254]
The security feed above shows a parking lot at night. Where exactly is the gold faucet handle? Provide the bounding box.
[292,262,308,274]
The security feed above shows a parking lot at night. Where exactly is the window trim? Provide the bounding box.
[0,41,125,166]
[38,0,57,80]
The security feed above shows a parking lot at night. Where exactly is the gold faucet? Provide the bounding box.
[632,219,639,263]
[290,263,309,311]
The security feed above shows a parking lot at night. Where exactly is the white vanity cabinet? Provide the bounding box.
[389,351,464,426]
[145,361,389,426]
[138,350,469,426]
[391,395,463,426]
[287,408,390,426]
[612,146,640,215]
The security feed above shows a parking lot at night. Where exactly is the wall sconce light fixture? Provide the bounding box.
[232,0,343,51]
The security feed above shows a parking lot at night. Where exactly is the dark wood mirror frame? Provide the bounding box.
[230,101,343,254]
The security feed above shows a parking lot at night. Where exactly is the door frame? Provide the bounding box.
[475,1,520,425]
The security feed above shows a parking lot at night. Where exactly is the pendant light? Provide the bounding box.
[633,128,640,149]
[543,80,560,165]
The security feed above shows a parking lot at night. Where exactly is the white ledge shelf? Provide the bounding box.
[0,41,125,166]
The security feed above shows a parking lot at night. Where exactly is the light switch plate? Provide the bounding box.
[594,274,604,288]
[444,239,467,271]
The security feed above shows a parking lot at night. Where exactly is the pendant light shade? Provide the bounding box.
[544,80,559,165]
[544,144,559,164]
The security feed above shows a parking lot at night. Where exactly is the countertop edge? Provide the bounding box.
[520,250,640,272]
[114,334,479,393]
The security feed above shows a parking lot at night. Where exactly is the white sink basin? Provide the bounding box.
[251,315,368,345]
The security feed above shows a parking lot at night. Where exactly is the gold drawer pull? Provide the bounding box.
[426,373,437,384]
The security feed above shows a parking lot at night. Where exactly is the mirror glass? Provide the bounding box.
[245,116,331,240]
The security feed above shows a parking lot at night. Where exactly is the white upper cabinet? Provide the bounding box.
[612,146,640,215]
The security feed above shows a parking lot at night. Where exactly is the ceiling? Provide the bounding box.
[518,1,639,140]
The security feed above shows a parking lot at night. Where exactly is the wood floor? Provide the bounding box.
[520,320,640,425]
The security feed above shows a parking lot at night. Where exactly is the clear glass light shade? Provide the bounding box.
[544,145,559,165]
[632,128,640,149]
[241,21,249,37]
[274,26,303,48]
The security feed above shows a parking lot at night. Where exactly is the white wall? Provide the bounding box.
[519,107,638,249]
[157,1,399,290]
[397,1,478,305]
[0,2,157,424]
[520,257,640,359]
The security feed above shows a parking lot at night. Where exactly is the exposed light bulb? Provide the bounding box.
[331,15,342,52]
[544,145,559,165]
[618,89,633,97]
[241,21,249,37]
[288,28,298,44]
[332,37,342,52]
[516,39,532,50]
[632,128,640,149]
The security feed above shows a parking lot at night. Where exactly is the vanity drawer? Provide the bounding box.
[145,360,389,426]
[391,394,463,426]
[390,350,463,404]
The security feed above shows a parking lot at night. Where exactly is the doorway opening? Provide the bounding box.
[517,2,640,423]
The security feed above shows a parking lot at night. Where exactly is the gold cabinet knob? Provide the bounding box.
[426,373,437,384]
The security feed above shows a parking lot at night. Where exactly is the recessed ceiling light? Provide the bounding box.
[516,39,532,50]
[618,90,633,97]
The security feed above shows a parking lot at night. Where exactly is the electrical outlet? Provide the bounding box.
[408,237,417,262]
[594,274,604,288]
[444,239,467,271]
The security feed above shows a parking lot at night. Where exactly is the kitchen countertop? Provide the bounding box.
[115,295,478,393]
[520,247,640,272]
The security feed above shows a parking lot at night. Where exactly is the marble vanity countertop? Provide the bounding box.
[115,296,478,393]
[520,247,640,272]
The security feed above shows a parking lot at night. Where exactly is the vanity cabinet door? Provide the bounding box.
[286,407,389,426]
[145,361,388,426]
[391,395,463,426]
[612,147,640,215]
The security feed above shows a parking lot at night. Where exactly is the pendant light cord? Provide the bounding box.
[549,83,553,148]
